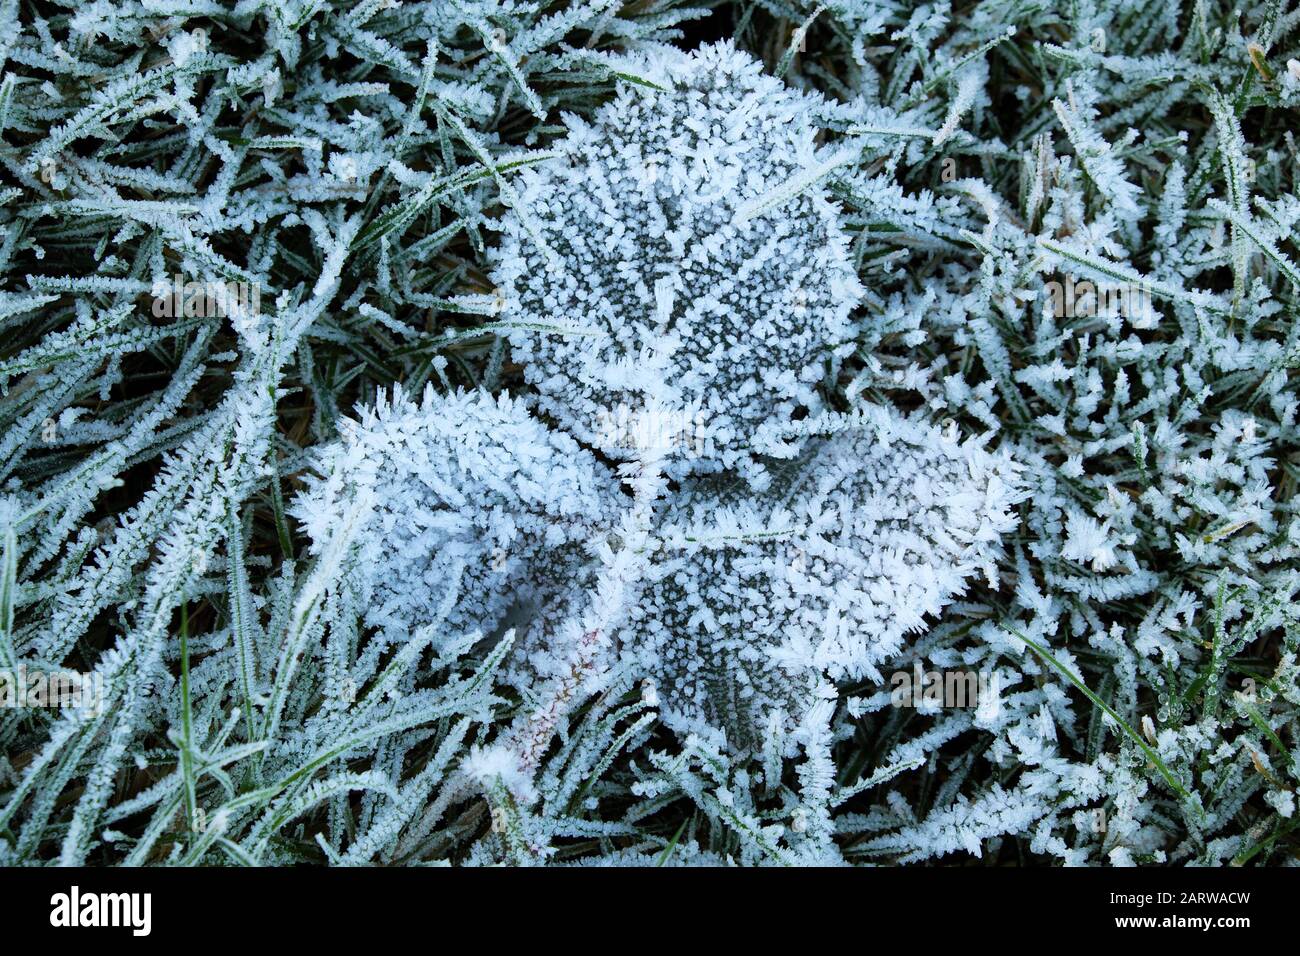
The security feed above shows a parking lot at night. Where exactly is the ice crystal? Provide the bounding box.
[5,0,1299,870]
[490,42,864,481]
[294,386,621,652]
[633,412,1023,748]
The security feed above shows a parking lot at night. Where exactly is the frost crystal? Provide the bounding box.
[11,0,1297,870]
[490,42,863,480]
[294,387,621,650]
[632,412,1023,748]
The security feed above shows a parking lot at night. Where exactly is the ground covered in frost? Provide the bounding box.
[0,1,1297,866]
